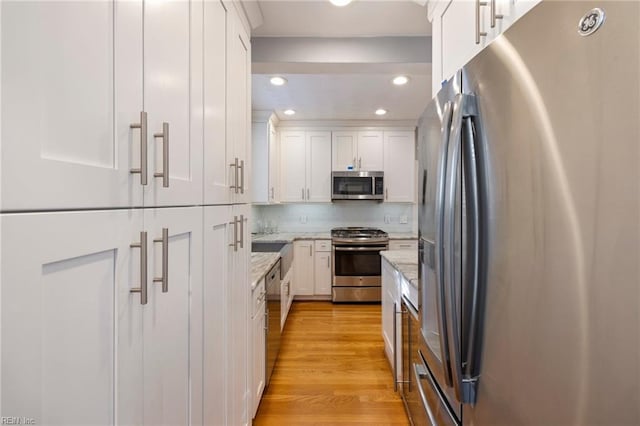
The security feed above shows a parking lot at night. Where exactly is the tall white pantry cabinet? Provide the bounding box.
[0,1,252,426]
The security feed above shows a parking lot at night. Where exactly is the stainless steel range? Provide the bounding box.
[331,227,389,302]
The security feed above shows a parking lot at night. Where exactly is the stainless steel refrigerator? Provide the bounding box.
[415,1,639,425]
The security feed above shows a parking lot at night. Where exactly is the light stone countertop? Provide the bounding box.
[252,232,332,243]
[381,250,419,289]
[387,232,418,240]
[250,252,280,290]
[252,231,415,243]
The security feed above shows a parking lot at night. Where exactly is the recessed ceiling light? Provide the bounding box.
[284,109,296,116]
[330,0,352,6]
[375,108,387,116]
[392,75,409,86]
[270,76,287,86]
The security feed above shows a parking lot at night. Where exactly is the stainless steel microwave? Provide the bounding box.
[331,171,384,200]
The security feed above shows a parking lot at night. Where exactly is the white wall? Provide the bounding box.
[252,202,415,234]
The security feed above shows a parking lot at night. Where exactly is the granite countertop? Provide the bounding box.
[387,232,418,240]
[381,250,419,289]
[250,252,280,290]
[252,232,332,242]
[252,231,415,242]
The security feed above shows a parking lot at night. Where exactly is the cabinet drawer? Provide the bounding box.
[252,277,266,317]
[315,239,331,252]
[389,240,418,251]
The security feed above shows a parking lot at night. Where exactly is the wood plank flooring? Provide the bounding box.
[253,301,409,425]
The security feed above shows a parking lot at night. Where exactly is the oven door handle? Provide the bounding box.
[334,246,387,252]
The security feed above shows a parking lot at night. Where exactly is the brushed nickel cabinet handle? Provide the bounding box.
[239,215,244,249]
[153,122,169,187]
[358,157,362,169]
[130,231,148,305]
[490,0,503,28]
[476,0,488,44]
[229,158,239,193]
[153,228,169,293]
[327,256,330,268]
[130,111,148,185]
[309,245,312,257]
[271,187,274,200]
[239,160,245,194]
[385,187,389,200]
[353,157,356,168]
[229,216,238,251]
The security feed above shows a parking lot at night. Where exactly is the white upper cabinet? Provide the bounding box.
[203,0,230,205]
[332,130,383,171]
[383,131,415,203]
[357,131,384,171]
[279,131,307,203]
[0,0,213,210]
[1,1,143,211]
[144,0,203,207]
[280,131,331,203]
[227,8,251,204]
[252,116,279,204]
[332,131,358,171]
[431,0,541,96]
[306,132,332,202]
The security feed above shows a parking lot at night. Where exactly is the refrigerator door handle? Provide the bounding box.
[434,100,455,387]
[443,92,466,403]
[461,115,483,404]
[444,93,483,404]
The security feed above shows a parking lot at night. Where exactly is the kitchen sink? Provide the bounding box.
[251,241,293,279]
[251,241,288,252]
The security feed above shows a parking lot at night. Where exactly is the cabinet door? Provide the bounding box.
[314,252,332,296]
[306,131,332,202]
[280,131,307,202]
[251,121,269,204]
[227,205,250,426]
[381,258,396,364]
[1,210,142,425]
[251,301,266,418]
[227,10,251,204]
[281,266,294,330]
[357,131,384,171]
[144,0,203,206]
[332,131,357,171]
[293,241,314,296]
[1,1,143,211]
[383,131,416,203]
[440,0,485,84]
[143,207,203,426]
[204,0,230,205]
[269,123,280,203]
[203,205,232,426]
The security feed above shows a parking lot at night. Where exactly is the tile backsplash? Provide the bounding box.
[252,202,416,233]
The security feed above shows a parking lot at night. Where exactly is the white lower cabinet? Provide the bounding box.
[142,207,203,426]
[381,257,401,369]
[313,240,332,296]
[0,207,203,425]
[293,240,314,296]
[281,265,294,330]
[203,204,250,426]
[388,239,418,251]
[251,278,266,419]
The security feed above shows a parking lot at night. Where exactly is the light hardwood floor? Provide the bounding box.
[253,301,410,425]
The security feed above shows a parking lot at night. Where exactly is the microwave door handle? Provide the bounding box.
[435,100,454,388]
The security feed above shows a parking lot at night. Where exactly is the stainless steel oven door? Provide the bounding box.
[332,244,386,286]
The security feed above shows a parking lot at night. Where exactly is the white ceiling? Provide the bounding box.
[253,0,432,37]
[250,0,432,122]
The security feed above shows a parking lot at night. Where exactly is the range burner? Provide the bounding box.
[331,227,388,239]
